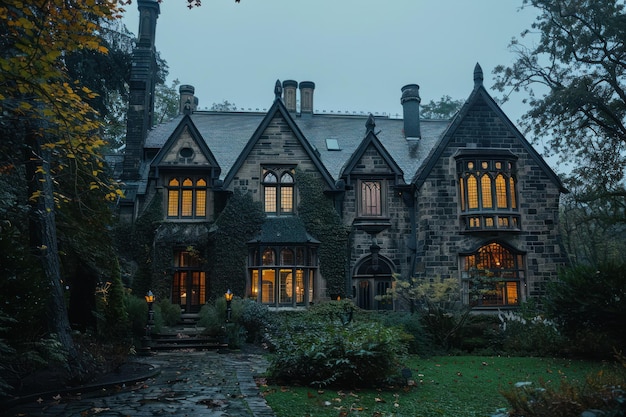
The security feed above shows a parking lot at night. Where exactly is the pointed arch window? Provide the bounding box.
[455,151,519,232]
[167,177,207,219]
[460,242,525,308]
[262,167,295,215]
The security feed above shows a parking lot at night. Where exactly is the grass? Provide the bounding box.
[260,355,609,417]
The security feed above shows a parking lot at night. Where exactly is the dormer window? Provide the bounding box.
[262,167,295,215]
[455,150,519,232]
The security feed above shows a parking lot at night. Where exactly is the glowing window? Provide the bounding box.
[167,177,208,219]
[263,169,295,215]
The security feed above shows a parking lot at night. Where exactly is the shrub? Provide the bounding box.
[239,298,272,343]
[497,308,567,357]
[267,304,408,388]
[375,311,434,356]
[500,363,626,417]
[544,262,626,358]
[156,298,181,327]
[197,297,248,348]
[124,292,164,340]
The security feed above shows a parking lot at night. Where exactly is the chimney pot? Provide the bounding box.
[179,84,197,115]
[299,81,315,114]
[282,80,297,112]
[401,84,421,139]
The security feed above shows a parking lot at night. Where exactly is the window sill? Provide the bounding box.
[353,218,391,234]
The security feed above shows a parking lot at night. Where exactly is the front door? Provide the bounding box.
[172,250,206,313]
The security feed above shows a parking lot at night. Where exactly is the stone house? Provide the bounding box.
[117,0,567,313]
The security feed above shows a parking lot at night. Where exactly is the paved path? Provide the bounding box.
[2,351,275,417]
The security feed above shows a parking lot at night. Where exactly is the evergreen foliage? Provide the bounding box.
[544,262,626,357]
[296,170,349,298]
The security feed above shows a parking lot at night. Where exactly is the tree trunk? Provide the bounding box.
[24,124,76,359]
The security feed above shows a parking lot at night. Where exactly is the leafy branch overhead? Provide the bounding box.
[493,0,626,187]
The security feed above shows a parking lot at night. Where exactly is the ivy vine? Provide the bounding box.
[296,169,350,298]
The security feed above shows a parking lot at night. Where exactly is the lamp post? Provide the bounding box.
[141,290,155,355]
[225,289,233,322]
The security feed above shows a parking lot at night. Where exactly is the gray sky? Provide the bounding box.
[122,0,537,123]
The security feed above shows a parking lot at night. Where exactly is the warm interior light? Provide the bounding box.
[145,290,155,304]
[225,289,233,302]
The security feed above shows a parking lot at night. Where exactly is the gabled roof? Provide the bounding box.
[413,63,567,193]
[151,115,220,172]
[143,103,449,188]
[222,96,336,189]
[340,114,405,183]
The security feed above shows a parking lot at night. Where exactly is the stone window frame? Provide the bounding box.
[454,150,520,232]
[261,166,295,216]
[166,176,207,219]
[357,179,388,218]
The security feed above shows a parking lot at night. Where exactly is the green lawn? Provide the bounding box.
[261,355,608,417]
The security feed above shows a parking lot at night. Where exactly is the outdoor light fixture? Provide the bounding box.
[141,290,156,355]
[225,289,233,322]
[145,290,155,304]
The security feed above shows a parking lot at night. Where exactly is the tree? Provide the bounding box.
[210,99,238,111]
[493,0,626,188]
[154,78,181,125]
[420,95,464,119]
[1,0,124,358]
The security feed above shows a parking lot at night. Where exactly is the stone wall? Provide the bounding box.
[414,95,567,301]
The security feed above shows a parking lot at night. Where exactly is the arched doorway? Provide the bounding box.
[352,249,395,310]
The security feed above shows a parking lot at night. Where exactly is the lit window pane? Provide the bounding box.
[168,190,179,217]
[196,189,206,217]
[459,177,466,211]
[183,178,193,187]
[467,176,478,209]
[181,190,193,216]
[481,175,492,208]
[262,269,275,304]
[510,177,516,208]
[496,174,507,208]
[265,186,277,213]
[281,186,293,212]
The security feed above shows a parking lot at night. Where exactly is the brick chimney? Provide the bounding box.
[401,84,421,139]
[282,80,298,113]
[179,84,197,115]
[122,0,160,180]
[299,81,315,114]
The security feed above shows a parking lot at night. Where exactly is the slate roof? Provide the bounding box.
[250,216,321,244]
[144,108,450,184]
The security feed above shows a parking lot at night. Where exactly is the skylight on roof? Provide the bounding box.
[326,138,340,151]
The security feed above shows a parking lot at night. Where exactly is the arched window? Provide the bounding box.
[167,177,208,218]
[460,242,525,307]
[262,168,295,215]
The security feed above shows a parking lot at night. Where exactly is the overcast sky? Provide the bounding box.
[121,0,538,123]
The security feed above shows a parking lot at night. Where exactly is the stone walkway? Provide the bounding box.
[2,351,275,417]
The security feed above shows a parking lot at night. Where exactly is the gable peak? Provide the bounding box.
[366,113,376,133]
[474,63,484,87]
[274,79,282,100]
